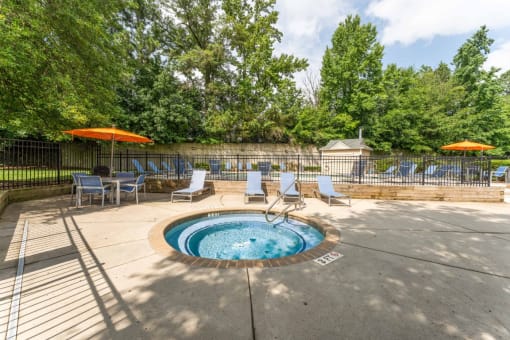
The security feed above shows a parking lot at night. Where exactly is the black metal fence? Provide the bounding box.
[99,150,492,187]
[0,138,493,190]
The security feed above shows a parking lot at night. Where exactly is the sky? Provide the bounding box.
[274,0,510,87]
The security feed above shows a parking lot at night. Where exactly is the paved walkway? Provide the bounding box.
[0,194,509,339]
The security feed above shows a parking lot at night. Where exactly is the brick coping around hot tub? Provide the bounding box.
[148,207,341,268]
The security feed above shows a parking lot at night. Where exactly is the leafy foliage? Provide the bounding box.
[0,0,126,139]
[1,2,509,156]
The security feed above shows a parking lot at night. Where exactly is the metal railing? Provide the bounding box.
[265,178,304,223]
[0,138,495,190]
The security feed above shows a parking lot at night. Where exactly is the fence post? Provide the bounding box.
[358,155,362,184]
[297,154,300,180]
[57,143,62,185]
[236,154,239,181]
[487,157,491,187]
[421,156,426,185]
[177,153,181,181]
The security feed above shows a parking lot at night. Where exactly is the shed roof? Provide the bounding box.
[320,139,373,151]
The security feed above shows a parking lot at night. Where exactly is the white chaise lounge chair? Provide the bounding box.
[171,170,210,203]
[314,175,351,206]
[244,171,266,203]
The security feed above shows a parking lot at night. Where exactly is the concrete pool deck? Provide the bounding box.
[0,193,509,339]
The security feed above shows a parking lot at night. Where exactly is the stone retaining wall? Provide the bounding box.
[0,185,70,215]
[146,179,504,203]
[120,142,320,157]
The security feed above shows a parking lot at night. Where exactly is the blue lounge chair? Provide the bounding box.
[398,161,417,177]
[491,166,509,182]
[119,174,146,204]
[172,159,187,175]
[209,159,221,175]
[238,161,244,171]
[186,161,194,174]
[147,160,165,175]
[278,172,303,205]
[257,161,271,176]
[244,171,266,203]
[161,161,174,174]
[225,161,232,171]
[76,175,111,207]
[171,170,211,202]
[381,165,397,177]
[449,165,462,178]
[279,162,286,171]
[246,162,252,171]
[351,160,367,177]
[423,165,437,176]
[314,175,351,206]
[431,165,451,178]
[132,159,149,174]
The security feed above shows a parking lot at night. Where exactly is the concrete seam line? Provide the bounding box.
[246,268,256,340]
[6,219,29,340]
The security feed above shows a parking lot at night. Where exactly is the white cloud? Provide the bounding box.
[485,41,510,72]
[275,0,354,86]
[366,0,510,45]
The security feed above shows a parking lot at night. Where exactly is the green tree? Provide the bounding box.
[0,0,126,139]
[451,26,509,151]
[115,0,204,143]
[167,0,225,118]
[213,0,307,142]
[319,15,384,138]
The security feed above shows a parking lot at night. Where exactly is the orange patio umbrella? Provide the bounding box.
[441,140,495,156]
[64,126,152,176]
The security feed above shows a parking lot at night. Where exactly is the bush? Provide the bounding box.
[491,159,510,170]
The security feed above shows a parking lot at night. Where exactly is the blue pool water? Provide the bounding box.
[165,213,324,260]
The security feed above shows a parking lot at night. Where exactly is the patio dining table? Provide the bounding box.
[101,176,136,205]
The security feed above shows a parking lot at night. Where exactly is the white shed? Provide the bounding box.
[320,139,373,175]
[320,138,373,156]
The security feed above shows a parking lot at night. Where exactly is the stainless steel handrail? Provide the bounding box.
[265,179,304,223]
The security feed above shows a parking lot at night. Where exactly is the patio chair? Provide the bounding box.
[244,171,266,203]
[172,159,186,175]
[398,161,417,177]
[161,161,175,175]
[171,170,211,203]
[278,172,303,206]
[186,161,194,174]
[116,171,136,183]
[209,159,221,175]
[70,172,88,203]
[279,162,286,172]
[431,165,450,178]
[257,161,271,176]
[76,175,111,208]
[246,162,252,171]
[147,160,165,175]
[491,166,509,182]
[423,165,437,176]
[380,165,397,177]
[225,161,232,171]
[119,174,146,204]
[314,175,351,206]
[448,165,462,178]
[238,161,244,171]
[132,159,149,175]
[351,160,367,177]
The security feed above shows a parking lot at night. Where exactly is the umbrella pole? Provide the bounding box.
[110,137,115,177]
